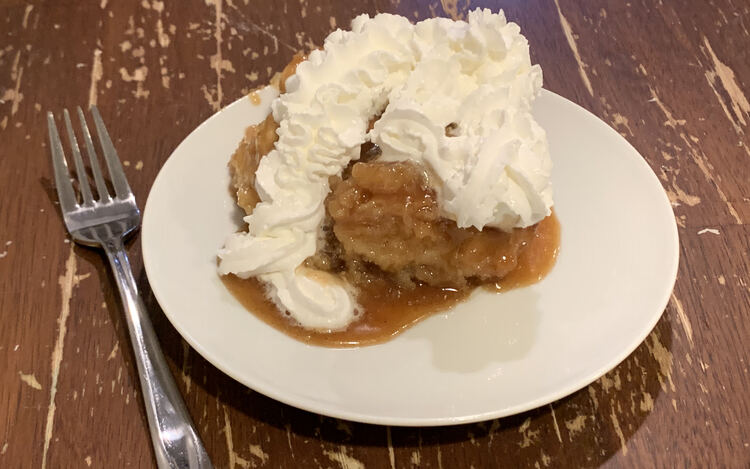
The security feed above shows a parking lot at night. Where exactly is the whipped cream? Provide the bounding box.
[218,9,553,330]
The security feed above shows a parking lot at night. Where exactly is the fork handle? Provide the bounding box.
[103,237,213,469]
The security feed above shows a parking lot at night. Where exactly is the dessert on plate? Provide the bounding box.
[218,9,559,346]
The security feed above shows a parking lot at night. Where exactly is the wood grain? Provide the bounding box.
[1,0,749,467]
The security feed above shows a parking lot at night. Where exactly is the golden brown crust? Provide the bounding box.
[325,161,538,288]
[228,114,279,214]
[230,52,306,215]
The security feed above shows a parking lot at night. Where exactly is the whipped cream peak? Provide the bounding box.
[218,9,552,330]
[370,8,551,230]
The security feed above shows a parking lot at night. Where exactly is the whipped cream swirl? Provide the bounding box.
[218,9,553,330]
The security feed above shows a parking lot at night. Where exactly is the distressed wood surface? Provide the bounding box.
[1,0,749,467]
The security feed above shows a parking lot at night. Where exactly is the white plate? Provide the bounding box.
[142,87,679,426]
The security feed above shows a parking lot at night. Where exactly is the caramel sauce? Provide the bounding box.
[222,212,559,348]
[248,92,262,105]
[491,211,561,292]
[222,275,469,347]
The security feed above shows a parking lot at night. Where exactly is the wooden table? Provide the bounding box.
[2,0,748,467]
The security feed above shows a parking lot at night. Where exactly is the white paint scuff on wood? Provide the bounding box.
[671,293,694,348]
[553,0,593,96]
[19,372,42,390]
[88,49,103,107]
[41,248,78,469]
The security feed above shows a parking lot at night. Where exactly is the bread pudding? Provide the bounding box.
[218,9,559,345]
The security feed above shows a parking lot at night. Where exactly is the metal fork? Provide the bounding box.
[47,107,213,469]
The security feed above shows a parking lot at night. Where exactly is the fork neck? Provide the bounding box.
[102,237,138,294]
[102,236,126,252]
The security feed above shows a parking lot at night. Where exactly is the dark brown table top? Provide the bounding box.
[1,0,749,467]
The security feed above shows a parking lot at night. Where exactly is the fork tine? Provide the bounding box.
[62,109,95,205]
[77,107,111,202]
[47,112,79,213]
[90,106,132,200]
